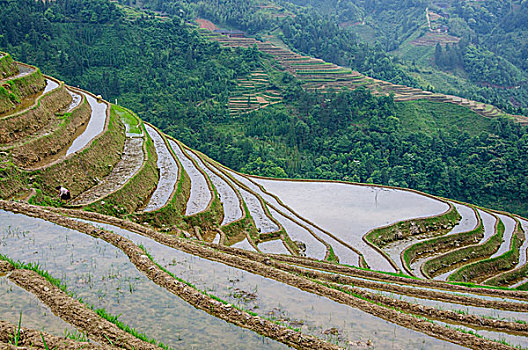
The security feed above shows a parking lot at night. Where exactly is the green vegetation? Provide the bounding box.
[114,105,142,134]
[3,0,528,218]
[423,215,505,279]
[365,203,460,247]
[0,253,172,349]
[450,218,525,284]
[84,120,158,216]
[402,208,484,271]
[0,52,19,78]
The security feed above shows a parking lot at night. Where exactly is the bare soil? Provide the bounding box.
[0,320,105,350]
[70,135,144,206]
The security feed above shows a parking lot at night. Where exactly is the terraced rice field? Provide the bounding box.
[228,70,283,116]
[199,28,527,123]
[2,53,528,349]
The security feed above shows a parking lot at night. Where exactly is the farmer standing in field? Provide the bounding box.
[56,185,71,203]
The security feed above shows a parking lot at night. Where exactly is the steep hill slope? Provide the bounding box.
[2,55,528,349]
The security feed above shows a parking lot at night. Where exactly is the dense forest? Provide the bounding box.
[2,0,528,216]
[140,0,528,114]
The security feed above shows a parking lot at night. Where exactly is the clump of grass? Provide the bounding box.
[0,254,172,349]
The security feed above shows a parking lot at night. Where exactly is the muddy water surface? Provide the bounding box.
[0,64,33,84]
[515,219,528,268]
[0,210,286,349]
[143,125,178,211]
[434,320,528,349]
[222,172,359,264]
[80,219,464,349]
[0,276,76,337]
[386,203,477,274]
[66,93,107,156]
[42,79,59,95]
[253,179,448,272]
[187,152,242,225]
[231,238,258,251]
[219,173,278,233]
[169,140,211,215]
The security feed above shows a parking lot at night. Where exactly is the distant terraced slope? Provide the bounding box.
[199,29,527,124]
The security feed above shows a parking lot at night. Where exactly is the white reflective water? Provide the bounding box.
[253,178,448,272]
[66,93,107,156]
[143,125,178,211]
[169,140,211,215]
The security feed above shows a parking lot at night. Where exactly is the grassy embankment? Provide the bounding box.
[10,89,89,167]
[402,207,484,274]
[449,217,525,283]
[0,63,46,114]
[423,213,505,279]
[0,80,72,145]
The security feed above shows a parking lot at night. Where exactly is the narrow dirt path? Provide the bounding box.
[70,134,144,206]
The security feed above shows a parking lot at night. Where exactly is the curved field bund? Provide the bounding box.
[3,56,528,349]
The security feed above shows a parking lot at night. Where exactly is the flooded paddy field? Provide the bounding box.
[0,210,285,349]
[169,140,212,216]
[385,202,478,275]
[252,178,449,272]
[73,218,468,349]
[209,164,360,265]
[0,276,76,337]
[143,125,178,212]
[187,150,243,225]
[66,92,107,156]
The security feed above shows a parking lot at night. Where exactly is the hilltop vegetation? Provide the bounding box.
[2,0,528,217]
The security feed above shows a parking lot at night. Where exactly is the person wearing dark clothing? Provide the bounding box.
[56,186,71,202]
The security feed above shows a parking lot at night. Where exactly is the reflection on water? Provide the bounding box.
[0,277,75,337]
[0,210,285,349]
[252,178,449,272]
[169,140,211,215]
[66,92,107,156]
[79,218,464,349]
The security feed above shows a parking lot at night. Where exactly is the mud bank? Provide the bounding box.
[17,203,521,349]
[1,201,338,350]
[0,320,104,350]
[5,269,157,350]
